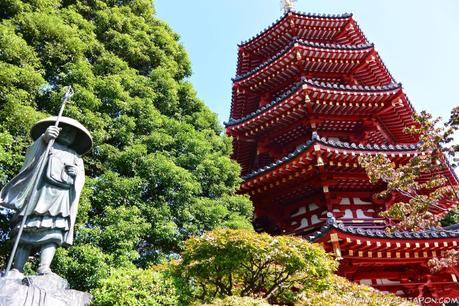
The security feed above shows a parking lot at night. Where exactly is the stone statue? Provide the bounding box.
[0,116,92,276]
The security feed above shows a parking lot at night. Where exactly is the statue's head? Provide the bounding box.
[30,116,93,154]
[57,125,77,146]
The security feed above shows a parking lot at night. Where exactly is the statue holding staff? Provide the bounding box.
[0,88,92,276]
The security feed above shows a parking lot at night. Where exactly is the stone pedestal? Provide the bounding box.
[0,272,91,306]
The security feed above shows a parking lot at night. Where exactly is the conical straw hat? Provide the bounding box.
[30,116,93,154]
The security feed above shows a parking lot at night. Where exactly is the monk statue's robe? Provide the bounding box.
[0,134,85,247]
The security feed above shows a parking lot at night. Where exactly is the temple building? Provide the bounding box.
[225,10,459,300]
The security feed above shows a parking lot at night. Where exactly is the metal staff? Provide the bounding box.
[5,86,74,274]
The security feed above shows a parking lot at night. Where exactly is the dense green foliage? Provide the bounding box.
[0,0,252,291]
[90,229,409,305]
[92,267,179,306]
[177,229,337,304]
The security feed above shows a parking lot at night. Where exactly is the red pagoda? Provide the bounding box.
[225,9,459,301]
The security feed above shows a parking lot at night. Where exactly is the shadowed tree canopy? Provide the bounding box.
[0,0,253,290]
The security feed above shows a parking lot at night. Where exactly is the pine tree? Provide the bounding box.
[0,0,252,290]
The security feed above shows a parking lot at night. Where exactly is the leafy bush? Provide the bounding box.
[92,267,179,306]
[52,245,110,291]
[177,229,337,304]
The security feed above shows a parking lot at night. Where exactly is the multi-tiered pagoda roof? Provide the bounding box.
[226,10,459,300]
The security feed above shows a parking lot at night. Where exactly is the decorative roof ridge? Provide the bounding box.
[307,215,459,241]
[225,78,401,127]
[238,11,353,48]
[233,38,374,82]
[242,132,419,180]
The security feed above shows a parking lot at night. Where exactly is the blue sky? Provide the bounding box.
[156,0,459,126]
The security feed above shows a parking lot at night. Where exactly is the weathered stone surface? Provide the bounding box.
[23,273,70,290]
[0,273,91,306]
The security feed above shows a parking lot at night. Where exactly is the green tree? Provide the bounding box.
[0,0,252,291]
[87,228,414,305]
[176,229,337,304]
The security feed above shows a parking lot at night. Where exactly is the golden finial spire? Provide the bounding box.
[281,0,297,13]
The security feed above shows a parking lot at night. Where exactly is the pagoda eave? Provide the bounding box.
[310,220,459,245]
[239,11,356,49]
[307,219,459,298]
[237,11,368,75]
[227,79,417,145]
[233,41,392,91]
[242,135,457,213]
[227,79,402,128]
[241,136,419,184]
[311,220,459,263]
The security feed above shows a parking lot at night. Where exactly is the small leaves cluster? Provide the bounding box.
[203,296,270,306]
[92,267,179,306]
